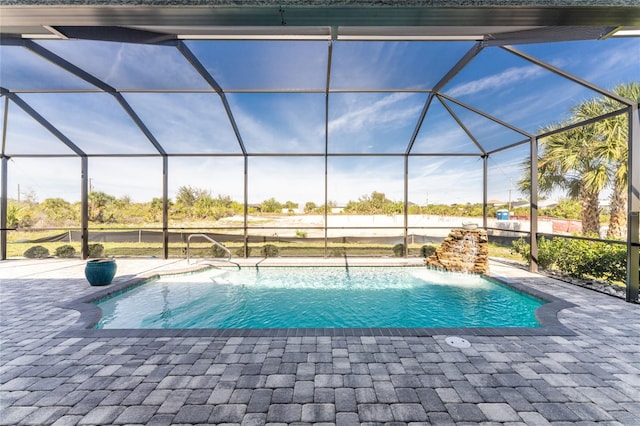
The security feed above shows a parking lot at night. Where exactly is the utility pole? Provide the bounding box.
[17,184,20,203]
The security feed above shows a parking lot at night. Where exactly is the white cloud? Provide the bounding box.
[584,41,640,87]
[8,158,81,201]
[5,108,74,155]
[408,158,484,204]
[39,40,208,89]
[327,158,406,204]
[124,93,240,153]
[413,127,477,154]
[247,158,325,204]
[229,94,325,153]
[104,44,126,84]
[543,40,639,91]
[167,157,245,201]
[447,65,545,98]
[328,92,420,134]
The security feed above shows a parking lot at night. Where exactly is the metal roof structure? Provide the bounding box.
[0,1,639,301]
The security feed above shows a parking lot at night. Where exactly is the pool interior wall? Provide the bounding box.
[94,267,545,329]
[65,261,577,338]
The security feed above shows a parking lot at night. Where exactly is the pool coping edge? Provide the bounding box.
[59,266,577,338]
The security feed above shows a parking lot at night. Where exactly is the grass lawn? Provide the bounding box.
[6,228,520,261]
[6,240,432,258]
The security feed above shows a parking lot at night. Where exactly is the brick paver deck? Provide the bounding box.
[1,258,639,425]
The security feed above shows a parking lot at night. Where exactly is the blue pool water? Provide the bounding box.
[95,267,545,329]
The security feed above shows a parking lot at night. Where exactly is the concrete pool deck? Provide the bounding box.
[1,258,639,425]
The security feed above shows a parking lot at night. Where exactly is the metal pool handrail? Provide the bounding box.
[187,233,232,264]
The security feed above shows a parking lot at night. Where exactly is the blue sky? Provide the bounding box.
[1,37,638,206]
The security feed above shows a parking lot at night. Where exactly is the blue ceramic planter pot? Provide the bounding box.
[85,259,117,286]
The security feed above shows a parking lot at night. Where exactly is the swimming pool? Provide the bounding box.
[95,267,546,329]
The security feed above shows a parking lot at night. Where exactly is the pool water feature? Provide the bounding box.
[95,267,546,329]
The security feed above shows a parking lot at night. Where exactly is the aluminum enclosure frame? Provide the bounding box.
[0,20,638,301]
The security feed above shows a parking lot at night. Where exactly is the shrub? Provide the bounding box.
[549,238,590,278]
[392,243,405,257]
[55,245,76,258]
[512,237,556,269]
[24,245,50,259]
[211,244,229,258]
[420,244,437,258]
[234,246,251,257]
[331,247,346,257]
[512,236,572,270]
[511,236,626,283]
[295,230,307,238]
[590,243,626,283]
[510,237,529,261]
[261,244,279,257]
[87,243,104,258]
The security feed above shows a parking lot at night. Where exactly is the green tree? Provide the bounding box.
[259,198,282,213]
[174,186,216,218]
[147,197,167,222]
[304,201,317,213]
[88,191,116,223]
[344,191,403,214]
[40,198,77,225]
[194,194,216,219]
[283,201,298,211]
[176,186,199,207]
[408,204,423,214]
[7,203,25,228]
[542,199,581,220]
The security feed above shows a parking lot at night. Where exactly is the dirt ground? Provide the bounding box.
[217,214,530,238]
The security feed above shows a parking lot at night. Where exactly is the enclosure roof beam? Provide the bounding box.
[437,93,533,138]
[0,35,26,46]
[501,45,635,106]
[3,4,640,33]
[405,93,435,155]
[3,151,484,158]
[50,25,176,44]
[23,41,167,155]
[487,138,530,155]
[175,40,248,156]
[485,26,618,46]
[0,88,86,157]
[404,32,483,154]
[437,95,487,156]
[432,41,484,94]
[24,39,116,93]
[114,94,167,156]
[536,107,628,140]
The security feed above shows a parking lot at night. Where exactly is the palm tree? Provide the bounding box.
[585,82,640,239]
[534,112,608,235]
[519,82,639,238]
[88,191,116,223]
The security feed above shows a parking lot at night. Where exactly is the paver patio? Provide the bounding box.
[1,258,639,425]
